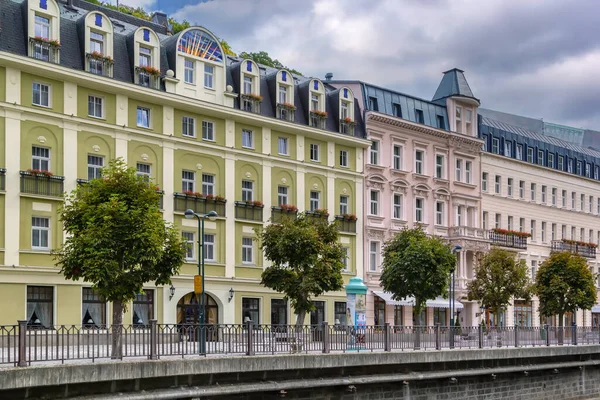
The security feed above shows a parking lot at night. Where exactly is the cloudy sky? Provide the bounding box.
[121,0,600,130]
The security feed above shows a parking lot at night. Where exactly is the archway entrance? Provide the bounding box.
[176,292,219,325]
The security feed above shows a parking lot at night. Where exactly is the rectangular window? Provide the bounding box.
[519,180,525,198]
[310,143,320,162]
[32,82,50,107]
[133,290,154,327]
[182,231,195,260]
[89,31,104,54]
[507,216,513,231]
[31,217,50,249]
[82,288,106,327]
[415,150,424,174]
[138,46,151,67]
[311,93,319,111]
[278,137,289,155]
[241,180,254,202]
[495,175,501,194]
[341,248,349,272]
[87,155,104,180]
[598,198,600,214]
[415,109,424,124]
[32,146,50,171]
[182,170,195,192]
[87,95,103,118]
[204,64,214,88]
[393,103,402,118]
[516,144,523,160]
[437,115,445,129]
[335,302,347,325]
[202,120,216,141]
[495,213,501,229]
[370,190,379,216]
[483,212,488,230]
[571,226,576,239]
[586,163,591,178]
[568,159,573,173]
[339,195,349,215]
[507,178,513,197]
[136,162,151,178]
[241,129,253,148]
[369,241,379,272]
[537,149,544,166]
[465,161,472,183]
[34,15,50,38]
[577,161,582,175]
[242,238,254,264]
[279,85,287,104]
[184,59,194,84]
[339,150,348,167]
[203,234,215,261]
[436,201,444,226]
[552,223,557,241]
[310,191,320,211]
[491,138,499,154]
[457,206,463,226]
[562,225,567,239]
[368,96,379,111]
[531,261,537,281]
[455,159,462,182]
[27,286,53,328]
[530,220,536,240]
[278,186,288,206]
[415,198,424,222]
[530,183,536,201]
[563,190,568,207]
[572,192,576,209]
[519,218,525,232]
[581,194,585,211]
[541,185,547,203]
[527,148,534,163]
[243,75,252,94]
[558,156,564,171]
[393,146,402,170]
[482,172,488,192]
[181,116,196,138]
[201,174,215,196]
[541,222,547,242]
[581,228,585,242]
[596,166,599,180]
[393,194,402,219]
[435,155,444,179]
[370,141,379,165]
[504,141,512,157]
[552,188,557,205]
[136,107,150,128]
[548,153,554,168]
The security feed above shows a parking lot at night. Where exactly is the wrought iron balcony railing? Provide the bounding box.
[334,216,357,233]
[29,37,60,64]
[240,94,262,114]
[20,171,64,197]
[135,67,161,90]
[86,53,114,78]
[271,206,298,223]
[309,111,327,129]
[235,201,264,222]
[551,240,597,258]
[488,231,528,250]
[277,104,296,122]
[339,119,356,136]
[305,210,329,222]
[173,193,226,217]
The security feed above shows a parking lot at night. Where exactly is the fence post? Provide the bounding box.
[572,323,577,346]
[17,320,27,367]
[435,324,441,350]
[478,324,483,349]
[384,323,391,352]
[514,325,519,348]
[322,322,330,354]
[544,324,550,347]
[246,320,255,356]
[148,319,158,360]
[449,324,454,350]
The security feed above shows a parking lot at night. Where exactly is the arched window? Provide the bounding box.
[27,0,60,63]
[84,12,114,77]
[240,59,261,114]
[133,27,161,89]
[276,70,295,122]
[309,79,326,129]
[339,87,355,135]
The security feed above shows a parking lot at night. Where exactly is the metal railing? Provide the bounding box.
[173,193,226,217]
[305,211,329,222]
[309,112,327,129]
[234,201,263,221]
[334,216,357,233]
[0,168,5,191]
[551,240,597,258]
[240,94,261,114]
[339,119,356,136]
[86,53,114,78]
[271,206,298,223]
[20,171,64,197]
[1,323,597,367]
[28,37,60,64]
[134,67,161,90]
[449,226,488,240]
[276,104,296,122]
[488,231,528,250]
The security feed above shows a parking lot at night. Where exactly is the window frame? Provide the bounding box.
[241,180,254,202]
[278,137,289,156]
[201,120,215,141]
[277,185,288,206]
[309,191,320,211]
[203,233,215,262]
[32,146,50,171]
[201,173,215,196]
[370,140,379,165]
[184,59,195,85]
[136,106,151,128]
[339,195,349,215]
[339,149,348,167]
[87,154,104,180]
[241,237,254,265]
[182,116,196,138]
[87,95,104,119]
[393,145,403,171]
[393,193,403,220]
[369,241,379,272]
[203,64,214,89]
[369,190,379,216]
[310,143,320,162]
[241,129,254,149]
[182,231,195,260]
[415,197,424,223]
[31,216,50,250]
[182,170,195,193]
[32,82,51,108]
[414,150,424,175]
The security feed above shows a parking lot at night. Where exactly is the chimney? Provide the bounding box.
[151,11,168,27]
[325,72,333,81]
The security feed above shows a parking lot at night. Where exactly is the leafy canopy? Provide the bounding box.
[534,251,596,324]
[54,159,186,306]
[238,51,302,76]
[467,247,531,316]
[256,214,345,319]
[380,227,456,317]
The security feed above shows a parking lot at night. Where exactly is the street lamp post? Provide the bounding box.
[450,245,462,348]
[185,209,218,354]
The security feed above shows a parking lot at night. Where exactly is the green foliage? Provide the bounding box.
[54,159,186,308]
[256,214,345,324]
[169,18,190,34]
[379,227,455,323]
[238,51,302,76]
[534,251,596,326]
[467,247,532,318]
[219,39,236,56]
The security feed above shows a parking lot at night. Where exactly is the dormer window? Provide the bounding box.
[35,15,50,38]
[276,70,295,122]
[204,65,214,89]
[243,76,253,94]
[84,12,113,77]
[90,31,104,53]
[139,46,151,67]
[309,79,326,129]
[134,27,160,89]
[28,0,60,63]
[240,59,261,114]
[339,87,355,136]
[279,85,288,104]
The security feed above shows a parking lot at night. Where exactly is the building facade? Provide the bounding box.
[0,0,370,328]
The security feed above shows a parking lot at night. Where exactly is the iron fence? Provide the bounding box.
[173,193,226,217]
[270,206,298,223]
[488,231,528,250]
[551,240,596,258]
[1,322,598,368]
[20,171,65,197]
[334,216,357,233]
[234,202,263,221]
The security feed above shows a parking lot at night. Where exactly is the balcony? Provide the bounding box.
[20,171,64,197]
[0,168,5,191]
[29,37,60,64]
[240,94,262,114]
[235,201,264,222]
[305,210,329,222]
[551,240,597,259]
[86,52,114,78]
[173,193,226,217]
[448,226,488,240]
[339,119,356,136]
[134,66,161,90]
[334,215,357,233]
[309,111,327,129]
[277,103,296,122]
[488,229,528,250]
[156,190,164,210]
[271,206,298,223]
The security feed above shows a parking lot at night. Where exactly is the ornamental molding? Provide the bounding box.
[37,136,46,143]
[196,163,203,170]
[245,172,252,178]
[390,183,407,194]
[313,183,319,189]
[367,229,385,241]
[92,145,100,152]
[366,180,384,190]
[141,153,149,161]
[281,178,287,184]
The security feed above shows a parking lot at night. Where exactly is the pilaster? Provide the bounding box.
[163,105,174,136]
[4,110,21,266]
[262,127,271,156]
[225,119,235,148]
[355,177,364,278]
[115,94,128,127]
[115,132,128,161]
[162,143,175,223]
[224,153,236,278]
[296,166,305,211]
[5,67,21,104]
[63,82,77,116]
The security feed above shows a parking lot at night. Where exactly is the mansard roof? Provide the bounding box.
[432,68,479,104]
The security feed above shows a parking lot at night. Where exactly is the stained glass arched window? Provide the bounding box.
[178,29,223,63]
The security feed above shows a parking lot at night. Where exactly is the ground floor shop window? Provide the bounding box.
[334,301,347,326]
[27,286,53,328]
[433,308,447,327]
[133,290,154,327]
[513,300,532,327]
[374,296,385,326]
[394,306,403,327]
[82,287,106,328]
[242,297,260,324]
[271,299,287,326]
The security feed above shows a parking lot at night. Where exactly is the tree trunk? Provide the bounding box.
[295,311,306,327]
[413,301,422,350]
[558,312,564,345]
[111,300,123,359]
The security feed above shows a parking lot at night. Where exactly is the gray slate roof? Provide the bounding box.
[432,68,479,104]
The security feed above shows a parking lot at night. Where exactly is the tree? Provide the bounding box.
[535,251,596,331]
[467,247,531,325]
[256,214,345,326]
[238,51,302,76]
[54,159,187,358]
[380,227,455,327]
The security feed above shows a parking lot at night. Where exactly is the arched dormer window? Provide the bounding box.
[84,12,114,78]
[339,87,355,135]
[133,27,161,89]
[27,0,60,63]
[276,70,295,122]
[309,79,326,129]
[240,59,261,114]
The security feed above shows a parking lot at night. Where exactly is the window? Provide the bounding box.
[182,232,195,260]
[339,150,348,167]
[504,141,512,157]
[482,136,487,152]
[516,144,523,160]
[34,15,50,39]
[491,138,499,154]
[562,190,567,207]
[133,290,154,326]
[32,217,50,250]
[311,93,319,111]
[370,141,379,165]
[341,248,349,272]
[138,46,151,67]
[581,194,585,211]
[82,288,106,327]
[558,156,564,170]
[541,185,547,203]
[581,228,585,242]
[415,109,424,124]
[551,188,557,205]
[27,286,53,328]
[537,149,544,166]
[278,186,288,206]
[552,223,557,241]
[310,144,320,162]
[87,155,104,180]
[368,96,378,111]
[415,198,424,222]
[530,183,536,201]
[586,163,591,178]
[204,64,214,88]
[369,241,379,272]
[415,150,424,174]
[495,175,501,194]
[243,75,252,94]
[339,195,349,215]
[32,82,50,107]
[184,59,194,84]
[437,115,445,129]
[598,198,600,214]
[531,261,537,281]
[394,305,403,327]
[519,218,525,232]
[201,120,214,141]
[241,180,254,202]
[370,190,379,215]
[279,85,287,104]
[393,103,402,118]
[203,234,215,261]
[278,137,289,155]
[32,146,50,171]
[393,146,403,170]
[310,191,320,211]
[181,116,195,138]
[562,225,567,239]
[182,170,195,192]
[530,220,536,240]
[393,194,402,219]
[436,201,444,226]
[89,31,104,54]
[596,166,599,180]
[495,213,501,229]
[455,159,462,182]
[202,174,215,196]
[571,226,576,239]
[482,172,488,192]
[242,238,254,264]
[340,101,349,120]
[241,129,253,148]
[483,212,488,229]
[457,206,463,226]
[88,95,103,118]
[507,216,513,230]
[548,153,554,168]
[507,178,513,197]
[541,222,547,242]
[136,162,151,178]
[577,161,582,175]
[335,302,347,325]
[436,155,445,179]
[572,192,576,209]
[465,161,472,183]
[136,107,150,128]
[519,180,525,198]
[568,159,573,173]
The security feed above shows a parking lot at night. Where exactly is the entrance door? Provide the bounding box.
[311,301,325,341]
[176,292,219,341]
[271,299,288,332]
